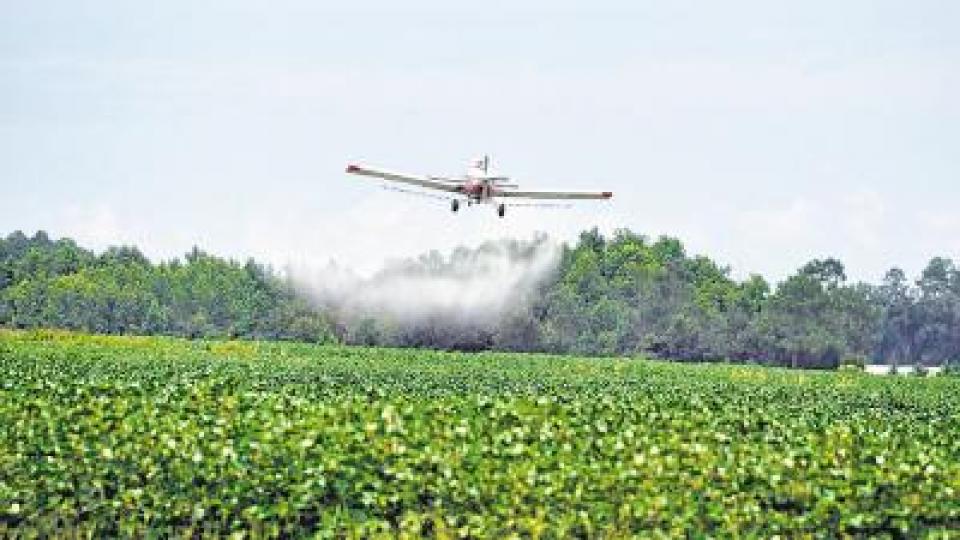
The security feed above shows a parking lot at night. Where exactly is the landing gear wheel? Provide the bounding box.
[451,199,460,212]
[497,203,506,218]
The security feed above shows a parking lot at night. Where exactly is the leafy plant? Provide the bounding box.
[1,329,959,537]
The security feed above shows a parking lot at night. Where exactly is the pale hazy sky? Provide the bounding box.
[2,1,958,282]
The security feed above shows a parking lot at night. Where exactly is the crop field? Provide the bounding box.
[1,330,959,537]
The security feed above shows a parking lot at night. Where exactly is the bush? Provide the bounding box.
[942,362,960,377]
[839,355,866,370]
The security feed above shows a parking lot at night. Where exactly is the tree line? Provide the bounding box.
[509,230,959,368]
[0,231,333,343]
[2,229,958,369]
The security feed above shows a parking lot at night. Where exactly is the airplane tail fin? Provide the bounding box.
[469,155,491,176]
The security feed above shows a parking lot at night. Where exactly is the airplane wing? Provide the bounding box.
[497,189,613,200]
[346,164,462,193]
[504,201,572,208]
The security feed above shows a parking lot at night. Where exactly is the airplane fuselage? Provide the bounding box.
[461,178,497,202]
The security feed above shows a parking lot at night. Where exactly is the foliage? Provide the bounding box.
[0,231,334,343]
[3,229,960,369]
[521,231,960,368]
[1,330,959,536]
[839,355,866,369]
[942,363,960,377]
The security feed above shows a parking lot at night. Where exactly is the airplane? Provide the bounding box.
[345,155,612,217]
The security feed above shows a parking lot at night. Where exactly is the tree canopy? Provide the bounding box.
[2,229,958,369]
[0,231,334,343]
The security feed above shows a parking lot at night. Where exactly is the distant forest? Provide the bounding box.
[2,229,958,369]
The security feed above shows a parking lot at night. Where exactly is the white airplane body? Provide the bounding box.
[346,156,612,217]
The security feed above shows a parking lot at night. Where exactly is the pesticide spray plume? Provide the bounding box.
[290,234,561,347]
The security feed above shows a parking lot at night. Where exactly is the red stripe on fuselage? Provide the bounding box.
[464,181,485,198]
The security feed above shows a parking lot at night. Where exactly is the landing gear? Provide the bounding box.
[497,203,506,218]
[451,199,460,212]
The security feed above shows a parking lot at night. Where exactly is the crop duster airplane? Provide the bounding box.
[346,156,612,217]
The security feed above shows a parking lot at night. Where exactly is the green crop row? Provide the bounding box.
[1,329,959,538]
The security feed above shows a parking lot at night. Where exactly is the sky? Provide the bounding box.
[1,1,958,283]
